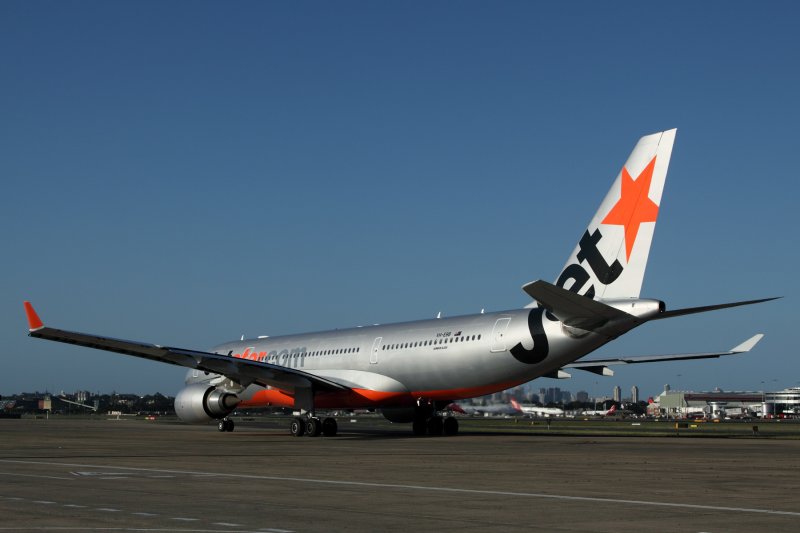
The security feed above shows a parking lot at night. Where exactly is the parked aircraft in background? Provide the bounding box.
[510,399,565,418]
[24,129,776,437]
[448,402,519,417]
[581,404,618,417]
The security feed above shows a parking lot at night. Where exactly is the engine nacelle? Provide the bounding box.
[174,384,240,424]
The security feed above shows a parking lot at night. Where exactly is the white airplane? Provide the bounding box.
[448,401,519,417]
[510,399,565,418]
[24,129,776,437]
[581,404,618,417]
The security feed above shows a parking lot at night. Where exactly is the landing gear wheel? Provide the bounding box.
[289,417,306,437]
[426,416,444,436]
[412,418,427,436]
[218,419,234,432]
[322,417,338,437]
[443,416,459,436]
[305,417,322,437]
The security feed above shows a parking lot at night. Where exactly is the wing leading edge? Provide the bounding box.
[23,302,349,393]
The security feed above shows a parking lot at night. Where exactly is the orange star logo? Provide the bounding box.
[601,156,659,262]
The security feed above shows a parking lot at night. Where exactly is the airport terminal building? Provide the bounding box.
[650,387,800,419]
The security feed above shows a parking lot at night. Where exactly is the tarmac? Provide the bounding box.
[1,417,799,532]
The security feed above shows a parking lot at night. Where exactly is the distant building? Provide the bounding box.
[763,387,800,417]
[541,387,562,404]
[652,390,763,418]
[576,391,589,403]
[631,385,639,404]
[613,386,621,403]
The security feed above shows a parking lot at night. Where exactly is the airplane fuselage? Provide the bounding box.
[190,302,658,410]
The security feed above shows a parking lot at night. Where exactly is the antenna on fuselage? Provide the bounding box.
[436,312,442,319]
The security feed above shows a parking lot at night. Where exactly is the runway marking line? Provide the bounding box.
[0,471,73,481]
[1,458,798,518]
[0,495,285,533]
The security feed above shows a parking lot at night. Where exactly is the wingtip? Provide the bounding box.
[23,301,44,331]
[731,334,764,353]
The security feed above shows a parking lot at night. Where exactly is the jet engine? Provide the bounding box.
[174,383,240,423]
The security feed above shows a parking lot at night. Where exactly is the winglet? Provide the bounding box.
[23,301,44,331]
[731,334,763,353]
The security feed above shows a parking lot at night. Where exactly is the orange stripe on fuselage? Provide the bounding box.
[239,380,521,410]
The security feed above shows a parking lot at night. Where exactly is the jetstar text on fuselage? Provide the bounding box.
[232,346,308,362]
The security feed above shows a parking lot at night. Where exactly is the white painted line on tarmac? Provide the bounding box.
[0,471,73,480]
[0,493,283,532]
[0,526,278,533]
[3,457,798,518]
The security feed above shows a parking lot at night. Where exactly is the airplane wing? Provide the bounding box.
[23,302,349,393]
[563,334,763,376]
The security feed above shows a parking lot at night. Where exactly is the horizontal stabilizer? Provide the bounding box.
[654,298,780,320]
[565,334,764,370]
[522,280,634,332]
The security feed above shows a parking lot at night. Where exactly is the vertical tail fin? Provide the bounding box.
[553,129,676,301]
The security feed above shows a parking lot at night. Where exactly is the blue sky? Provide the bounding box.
[2,2,797,399]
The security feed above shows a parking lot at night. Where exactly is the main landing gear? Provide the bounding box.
[410,400,459,436]
[290,416,338,437]
[412,415,459,436]
[217,418,235,432]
